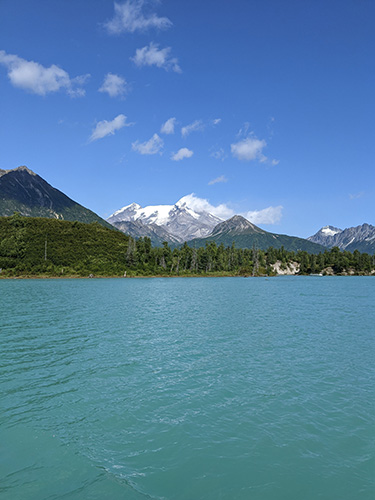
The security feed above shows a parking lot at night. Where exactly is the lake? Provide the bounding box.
[1,276,374,499]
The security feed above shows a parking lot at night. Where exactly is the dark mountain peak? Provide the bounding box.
[211,215,265,236]
[0,166,111,228]
[14,165,37,176]
[0,165,37,178]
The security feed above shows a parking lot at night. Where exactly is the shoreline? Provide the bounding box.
[1,273,374,280]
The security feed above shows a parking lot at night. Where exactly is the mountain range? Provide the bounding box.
[1,166,374,254]
[107,201,326,253]
[308,224,375,253]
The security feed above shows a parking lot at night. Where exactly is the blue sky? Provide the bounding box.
[0,0,373,238]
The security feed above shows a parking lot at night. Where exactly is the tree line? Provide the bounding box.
[0,214,374,277]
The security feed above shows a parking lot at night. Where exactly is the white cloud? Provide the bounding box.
[178,193,283,225]
[242,205,283,225]
[105,0,172,34]
[181,119,204,137]
[131,42,181,73]
[90,114,131,142]
[99,73,129,97]
[212,118,221,125]
[132,133,163,155]
[208,175,227,185]
[0,50,89,96]
[231,136,267,162]
[271,159,279,166]
[161,117,176,134]
[171,148,193,161]
[178,194,233,220]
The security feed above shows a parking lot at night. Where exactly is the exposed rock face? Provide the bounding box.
[307,226,343,247]
[0,166,111,227]
[308,224,375,253]
[272,260,300,275]
[107,198,223,242]
[321,267,335,276]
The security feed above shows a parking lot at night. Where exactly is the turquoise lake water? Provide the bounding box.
[1,276,374,499]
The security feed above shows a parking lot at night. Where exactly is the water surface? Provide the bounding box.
[1,277,374,499]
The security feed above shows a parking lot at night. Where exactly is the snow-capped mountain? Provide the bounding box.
[107,197,223,242]
[308,224,375,253]
[307,225,343,247]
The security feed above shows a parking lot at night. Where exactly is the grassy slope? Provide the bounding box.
[0,215,130,277]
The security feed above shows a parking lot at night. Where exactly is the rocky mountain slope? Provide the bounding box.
[0,166,112,228]
[188,215,325,253]
[308,224,375,253]
[107,198,223,242]
[111,219,180,247]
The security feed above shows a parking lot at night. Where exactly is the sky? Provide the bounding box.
[0,0,374,238]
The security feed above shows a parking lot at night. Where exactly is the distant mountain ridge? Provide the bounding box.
[188,215,325,253]
[0,166,112,228]
[308,224,375,253]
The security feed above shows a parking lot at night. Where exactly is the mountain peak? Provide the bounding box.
[211,215,264,236]
[320,225,342,236]
[0,165,37,178]
[124,202,142,211]
[15,166,37,175]
[0,166,111,227]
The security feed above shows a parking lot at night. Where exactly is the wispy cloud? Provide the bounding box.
[231,136,267,162]
[99,73,129,98]
[171,148,193,161]
[181,119,204,137]
[131,43,181,73]
[161,117,176,134]
[0,50,89,96]
[105,0,172,34]
[89,114,131,142]
[242,205,283,225]
[212,118,221,125]
[208,175,227,185]
[210,148,226,162]
[349,191,365,200]
[236,122,251,137]
[132,133,163,155]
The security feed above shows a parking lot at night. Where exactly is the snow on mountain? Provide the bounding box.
[321,226,342,237]
[107,197,224,242]
[308,225,343,247]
